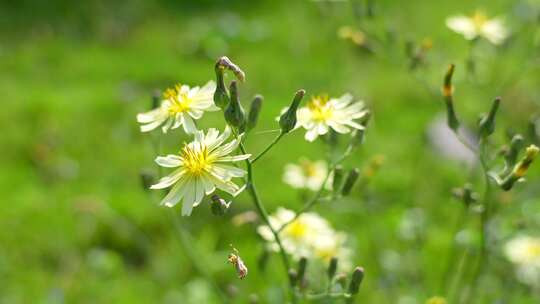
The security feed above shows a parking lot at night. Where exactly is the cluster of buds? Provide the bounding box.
[440,64,540,191]
[288,256,365,301]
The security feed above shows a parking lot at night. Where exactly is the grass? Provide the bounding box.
[1,0,540,303]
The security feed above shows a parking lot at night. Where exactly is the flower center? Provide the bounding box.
[300,160,318,178]
[164,84,192,114]
[308,95,333,122]
[181,144,212,176]
[285,221,308,239]
[471,11,488,31]
[526,243,540,259]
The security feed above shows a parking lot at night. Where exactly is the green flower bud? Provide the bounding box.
[332,165,344,192]
[478,97,501,138]
[224,81,246,128]
[279,89,305,134]
[442,64,460,131]
[341,168,360,196]
[328,257,338,280]
[501,145,540,191]
[140,169,156,190]
[335,273,348,289]
[297,257,308,285]
[214,63,229,108]
[210,194,230,216]
[151,90,161,109]
[505,134,524,167]
[288,269,298,287]
[348,267,364,295]
[247,95,263,131]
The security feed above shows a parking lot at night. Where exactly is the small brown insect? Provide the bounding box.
[228,247,248,280]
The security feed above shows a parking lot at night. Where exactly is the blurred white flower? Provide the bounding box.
[257,208,351,267]
[137,81,219,133]
[283,159,328,191]
[398,208,426,241]
[295,94,368,142]
[446,11,508,45]
[504,235,540,286]
[151,127,250,216]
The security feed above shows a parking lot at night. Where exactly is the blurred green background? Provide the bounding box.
[1,0,540,303]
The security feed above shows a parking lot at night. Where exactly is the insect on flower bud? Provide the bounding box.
[279,89,305,134]
[341,168,360,196]
[332,165,344,193]
[478,97,501,138]
[501,145,540,191]
[247,95,263,131]
[348,267,364,295]
[442,64,460,131]
[328,257,338,280]
[228,247,248,279]
[297,257,308,285]
[210,194,231,216]
[224,81,246,129]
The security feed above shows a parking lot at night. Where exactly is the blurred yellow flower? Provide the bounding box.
[505,235,540,286]
[446,11,507,45]
[283,158,328,191]
[425,296,447,304]
[137,81,219,133]
[338,26,366,46]
[257,208,351,268]
[151,127,250,215]
[296,94,368,142]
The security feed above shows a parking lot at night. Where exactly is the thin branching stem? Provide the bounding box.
[238,141,296,301]
[251,132,285,164]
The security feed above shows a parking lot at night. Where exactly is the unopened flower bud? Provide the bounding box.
[210,194,231,216]
[247,95,263,131]
[328,257,338,280]
[501,145,540,191]
[505,134,524,167]
[279,89,305,134]
[297,257,308,285]
[341,168,360,196]
[228,247,248,279]
[348,267,364,295]
[335,273,348,289]
[140,169,156,190]
[288,269,298,287]
[257,248,269,272]
[214,63,229,108]
[224,81,246,128]
[478,97,501,138]
[442,64,460,131]
[332,165,344,192]
[151,90,161,109]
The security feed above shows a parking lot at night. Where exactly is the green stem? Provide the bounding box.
[463,142,492,304]
[439,205,467,294]
[251,132,285,164]
[238,141,295,301]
